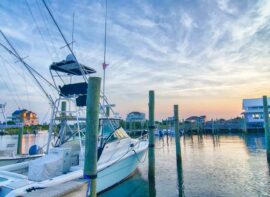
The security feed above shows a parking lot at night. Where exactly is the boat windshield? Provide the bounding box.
[99,118,129,144]
[99,118,120,138]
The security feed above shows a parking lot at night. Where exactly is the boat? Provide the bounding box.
[0,1,148,195]
[0,153,43,167]
[0,53,148,196]
[0,125,44,167]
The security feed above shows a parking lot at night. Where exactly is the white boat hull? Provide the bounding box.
[0,141,148,196]
[97,148,145,192]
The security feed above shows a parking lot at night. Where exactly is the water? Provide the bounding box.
[0,132,269,196]
[0,132,48,156]
[100,133,270,197]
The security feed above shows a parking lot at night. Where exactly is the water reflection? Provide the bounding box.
[99,170,149,197]
[176,154,184,197]
[0,133,269,197]
[211,134,220,148]
[0,132,48,156]
[148,146,156,197]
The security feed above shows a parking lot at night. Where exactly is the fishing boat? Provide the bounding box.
[0,53,148,196]
[0,1,148,195]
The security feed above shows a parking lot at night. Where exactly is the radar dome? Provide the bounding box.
[66,54,76,61]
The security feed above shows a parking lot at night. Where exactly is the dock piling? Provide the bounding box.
[174,105,182,161]
[263,96,270,163]
[84,77,101,197]
[174,105,183,197]
[17,124,23,155]
[148,90,156,197]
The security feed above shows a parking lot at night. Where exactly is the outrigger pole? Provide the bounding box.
[0,30,56,106]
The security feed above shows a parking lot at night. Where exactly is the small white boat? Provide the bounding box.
[0,153,43,167]
[0,139,44,167]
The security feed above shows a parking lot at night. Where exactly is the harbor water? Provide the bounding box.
[0,132,269,197]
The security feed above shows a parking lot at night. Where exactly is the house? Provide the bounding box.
[242,98,270,129]
[12,109,39,126]
[126,112,145,122]
[185,116,206,123]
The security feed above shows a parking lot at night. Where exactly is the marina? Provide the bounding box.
[1,0,270,196]
[0,132,269,196]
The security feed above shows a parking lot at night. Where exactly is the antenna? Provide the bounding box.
[72,12,75,51]
[102,0,108,108]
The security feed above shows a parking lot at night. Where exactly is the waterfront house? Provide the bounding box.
[126,112,145,122]
[11,109,39,126]
[185,116,206,123]
[242,98,270,130]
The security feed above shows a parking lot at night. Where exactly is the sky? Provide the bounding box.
[0,0,270,122]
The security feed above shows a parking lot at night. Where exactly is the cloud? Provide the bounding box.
[0,0,270,121]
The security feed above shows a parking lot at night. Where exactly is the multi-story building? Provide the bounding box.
[12,109,39,126]
[126,112,145,122]
[242,98,270,130]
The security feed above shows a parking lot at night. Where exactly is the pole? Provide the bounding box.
[61,101,67,117]
[149,90,155,147]
[263,96,270,163]
[148,90,156,197]
[105,106,110,117]
[84,77,101,197]
[174,105,183,197]
[174,105,182,161]
[17,124,23,154]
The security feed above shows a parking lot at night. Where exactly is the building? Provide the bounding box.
[242,98,270,129]
[126,112,145,122]
[185,116,206,123]
[12,109,39,126]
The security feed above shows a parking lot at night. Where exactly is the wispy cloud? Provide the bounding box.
[0,0,270,121]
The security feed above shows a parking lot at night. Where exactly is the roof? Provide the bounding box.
[12,109,27,115]
[12,109,36,116]
[186,116,206,121]
[50,54,96,76]
[242,98,270,109]
[127,112,144,115]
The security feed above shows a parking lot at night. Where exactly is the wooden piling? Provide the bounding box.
[17,125,23,155]
[148,90,155,147]
[84,77,101,197]
[174,105,182,161]
[148,90,156,197]
[174,105,183,197]
[263,96,270,163]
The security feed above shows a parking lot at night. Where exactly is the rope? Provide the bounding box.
[132,149,147,163]
[85,179,91,197]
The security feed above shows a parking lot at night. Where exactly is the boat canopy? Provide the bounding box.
[50,54,96,76]
[60,82,87,96]
[59,82,87,106]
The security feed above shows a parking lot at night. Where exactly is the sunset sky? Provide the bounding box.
[0,0,270,122]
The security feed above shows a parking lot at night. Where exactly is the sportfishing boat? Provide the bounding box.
[0,54,148,196]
